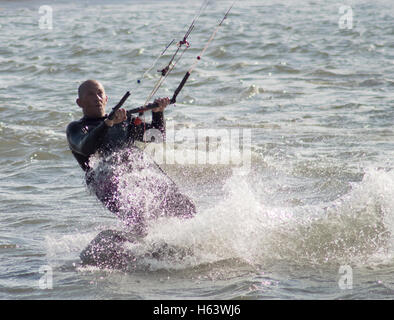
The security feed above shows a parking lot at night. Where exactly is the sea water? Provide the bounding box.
[0,0,394,299]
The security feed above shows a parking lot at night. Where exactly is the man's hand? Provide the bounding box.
[104,108,127,127]
[152,97,170,113]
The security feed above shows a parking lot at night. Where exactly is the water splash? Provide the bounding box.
[121,167,394,271]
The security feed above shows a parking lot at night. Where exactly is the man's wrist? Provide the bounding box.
[104,119,114,127]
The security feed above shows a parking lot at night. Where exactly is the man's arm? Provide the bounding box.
[126,98,169,142]
[151,110,165,134]
[150,97,170,137]
[66,121,109,157]
[67,109,127,156]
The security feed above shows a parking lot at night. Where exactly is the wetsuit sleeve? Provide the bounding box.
[66,121,109,156]
[142,111,166,141]
[150,111,165,135]
[126,110,166,143]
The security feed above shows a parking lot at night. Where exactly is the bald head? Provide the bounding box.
[78,80,103,99]
[76,79,108,118]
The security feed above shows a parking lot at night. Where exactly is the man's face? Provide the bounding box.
[77,82,108,118]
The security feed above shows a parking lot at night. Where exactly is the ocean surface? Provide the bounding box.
[1,0,394,300]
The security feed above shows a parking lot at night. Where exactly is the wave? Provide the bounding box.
[46,163,394,274]
[133,167,393,271]
[239,84,304,101]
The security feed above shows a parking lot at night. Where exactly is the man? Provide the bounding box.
[67,80,196,236]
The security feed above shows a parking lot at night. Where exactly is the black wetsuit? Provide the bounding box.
[66,110,196,233]
[67,111,165,171]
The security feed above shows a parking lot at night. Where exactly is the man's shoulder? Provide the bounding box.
[66,118,84,134]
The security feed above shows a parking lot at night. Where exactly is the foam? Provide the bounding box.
[45,162,394,272]
[126,167,394,270]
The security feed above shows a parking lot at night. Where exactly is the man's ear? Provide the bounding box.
[76,98,83,108]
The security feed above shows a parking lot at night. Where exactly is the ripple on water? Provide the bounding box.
[0,0,394,300]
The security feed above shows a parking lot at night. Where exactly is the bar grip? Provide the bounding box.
[128,72,190,115]
[170,71,190,104]
[107,91,131,120]
[127,102,159,114]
